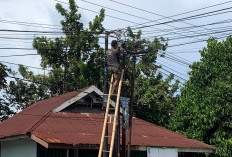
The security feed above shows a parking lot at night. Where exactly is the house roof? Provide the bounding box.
[0,85,216,153]
[31,112,215,151]
[0,86,90,139]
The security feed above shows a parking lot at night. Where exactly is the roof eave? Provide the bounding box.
[177,147,216,153]
[0,135,28,142]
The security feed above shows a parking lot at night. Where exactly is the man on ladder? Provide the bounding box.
[98,40,125,157]
[107,40,124,94]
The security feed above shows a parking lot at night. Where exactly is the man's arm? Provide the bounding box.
[120,47,124,59]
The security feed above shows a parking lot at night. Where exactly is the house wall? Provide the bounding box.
[147,147,178,157]
[1,138,36,157]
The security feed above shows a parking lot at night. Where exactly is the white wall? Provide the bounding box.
[147,147,178,157]
[1,137,36,157]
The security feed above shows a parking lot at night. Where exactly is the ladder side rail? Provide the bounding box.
[109,70,124,157]
[98,74,114,157]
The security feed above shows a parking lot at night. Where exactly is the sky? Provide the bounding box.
[0,0,231,86]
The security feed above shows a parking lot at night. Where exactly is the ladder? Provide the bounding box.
[98,69,124,157]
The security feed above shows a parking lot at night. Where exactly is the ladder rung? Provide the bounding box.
[102,150,110,152]
[109,108,115,110]
[110,94,117,97]
[105,135,111,137]
[107,121,112,124]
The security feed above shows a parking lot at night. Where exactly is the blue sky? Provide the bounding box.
[0,0,231,85]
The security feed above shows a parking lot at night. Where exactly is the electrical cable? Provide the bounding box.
[126,1,232,29]
[157,61,189,78]
[168,29,232,41]
[0,60,51,72]
[159,67,188,82]
[0,20,61,30]
[142,18,232,35]
[59,0,203,41]
[54,0,141,25]
[106,0,231,37]
[144,24,232,39]
[168,34,229,48]
[0,54,39,57]
[130,7,232,30]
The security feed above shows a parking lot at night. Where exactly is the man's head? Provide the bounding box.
[111,40,118,49]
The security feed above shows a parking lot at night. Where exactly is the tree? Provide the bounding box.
[5,65,50,110]
[169,36,232,157]
[4,0,179,127]
[123,28,179,126]
[0,63,14,122]
[32,0,105,95]
[4,0,106,110]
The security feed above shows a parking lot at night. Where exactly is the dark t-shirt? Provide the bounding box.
[107,48,120,68]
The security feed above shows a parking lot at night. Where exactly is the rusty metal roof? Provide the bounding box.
[31,112,215,150]
[0,86,216,151]
[0,86,90,139]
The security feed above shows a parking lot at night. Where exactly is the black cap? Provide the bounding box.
[111,40,118,47]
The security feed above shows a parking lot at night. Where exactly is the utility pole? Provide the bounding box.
[127,43,136,157]
[63,49,67,93]
[103,31,109,157]
[114,30,121,157]
[121,31,127,157]
[121,49,126,157]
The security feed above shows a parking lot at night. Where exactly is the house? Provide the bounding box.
[0,85,216,157]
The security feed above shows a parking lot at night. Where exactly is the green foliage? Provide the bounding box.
[0,63,7,89]
[3,0,179,128]
[169,36,232,157]
[0,63,14,122]
[124,27,179,126]
[4,0,105,111]
[32,0,105,95]
[134,74,179,126]
[5,65,50,110]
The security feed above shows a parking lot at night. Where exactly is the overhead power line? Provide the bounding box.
[0,54,39,57]
[0,29,105,35]
[0,19,61,30]
[167,29,232,41]
[159,67,187,82]
[142,18,232,34]
[53,0,141,25]
[0,60,51,72]
[80,0,152,21]
[144,27,232,41]
[143,20,232,38]
[157,61,189,78]
[58,0,203,40]
[126,0,232,29]
[106,0,228,36]
[80,0,209,40]
[168,34,229,48]
[130,7,232,30]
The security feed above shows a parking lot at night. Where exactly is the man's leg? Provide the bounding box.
[111,78,119,94]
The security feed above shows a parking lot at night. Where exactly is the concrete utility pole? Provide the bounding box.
[103,31,109,157]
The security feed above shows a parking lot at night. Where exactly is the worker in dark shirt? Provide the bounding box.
[107,40,124,94]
